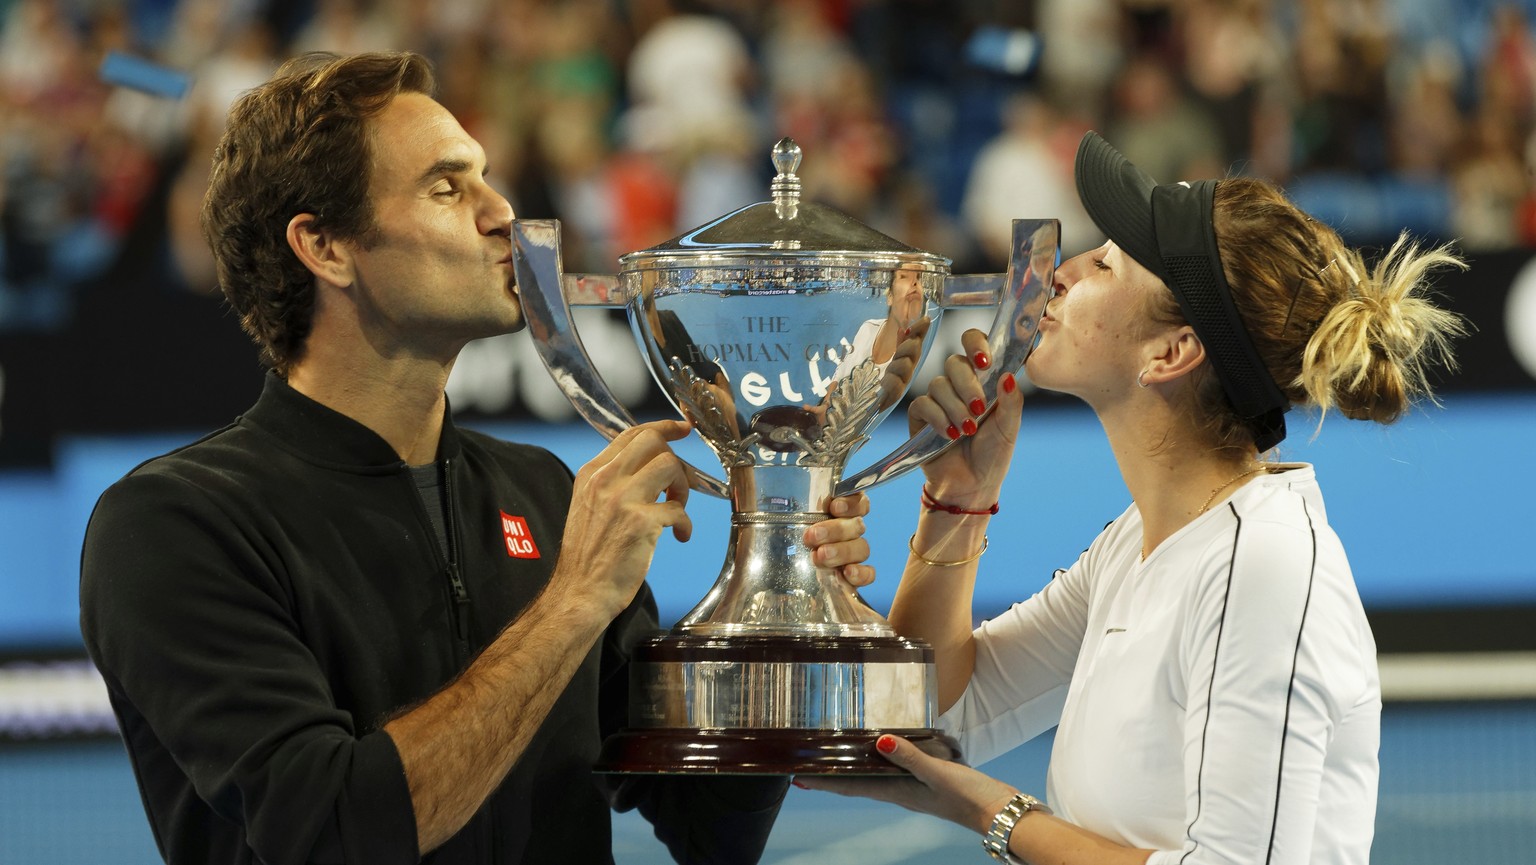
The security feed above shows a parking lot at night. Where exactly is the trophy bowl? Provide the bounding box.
[514,139,1057,774]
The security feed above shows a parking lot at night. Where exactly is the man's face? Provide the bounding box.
[340,92,522,359]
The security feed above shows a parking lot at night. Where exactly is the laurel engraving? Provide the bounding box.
[667,357,758,467]
[803,358,882,467]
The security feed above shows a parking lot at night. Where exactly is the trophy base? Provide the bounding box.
[594,634,962,775]
[594,727,962,775]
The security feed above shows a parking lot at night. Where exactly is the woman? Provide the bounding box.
[798,132,1466,864]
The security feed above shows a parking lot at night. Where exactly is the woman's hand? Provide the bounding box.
[799,735,1155,865]
[804,491,874,588]
[793,734,1018,834]
[908,329,1025,508]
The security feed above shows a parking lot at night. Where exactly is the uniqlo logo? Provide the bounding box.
[500,512,540,559]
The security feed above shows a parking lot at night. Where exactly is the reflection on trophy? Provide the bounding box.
[514,139,1057,774]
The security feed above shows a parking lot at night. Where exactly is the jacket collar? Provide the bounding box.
[241,372,463,469]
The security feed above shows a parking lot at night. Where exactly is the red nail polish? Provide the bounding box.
[969,398,986,416]
[973,351,991,369]
[1002,373,1017,394]
[962,419,977,436]
[945,424,960,440]
[875,734,897,754]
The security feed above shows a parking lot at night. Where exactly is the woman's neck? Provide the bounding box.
[1101,410,1261,560]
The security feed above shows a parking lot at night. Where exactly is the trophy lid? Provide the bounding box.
[620,138,951,272]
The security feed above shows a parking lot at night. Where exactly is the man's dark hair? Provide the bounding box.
[201,51,436,375]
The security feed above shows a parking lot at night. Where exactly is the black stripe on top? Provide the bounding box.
[1265,499,1320,864]
[1180,508,1243,865]
[1179,499,1322,864]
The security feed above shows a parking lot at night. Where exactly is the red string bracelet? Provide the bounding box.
[921,485,999,516]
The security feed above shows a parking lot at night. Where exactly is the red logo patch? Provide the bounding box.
[500,512,540,559]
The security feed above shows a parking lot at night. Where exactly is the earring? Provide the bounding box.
[1137,369,1150,389]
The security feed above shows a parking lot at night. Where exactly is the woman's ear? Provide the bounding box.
[1140,325,1206,387]
[286,213,354,289]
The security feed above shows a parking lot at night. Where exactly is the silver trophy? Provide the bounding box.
[514,139,1056,774]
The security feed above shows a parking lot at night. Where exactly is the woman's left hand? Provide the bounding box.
[793,733,1018,834]
[907,329,1024,509]
[804,492,874,588]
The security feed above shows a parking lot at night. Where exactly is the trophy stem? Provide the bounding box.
[673,510,892,636]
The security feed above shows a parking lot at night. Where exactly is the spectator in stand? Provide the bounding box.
[1179,0,1289,177]
[1451,108,1529,250]
[1104,51,1225,185]
[962,93,1099,269]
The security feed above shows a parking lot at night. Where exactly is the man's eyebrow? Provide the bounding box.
[416,157,481,186]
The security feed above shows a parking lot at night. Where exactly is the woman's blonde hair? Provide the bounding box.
[1149,177,1468,448]
[1298,236,1467,423]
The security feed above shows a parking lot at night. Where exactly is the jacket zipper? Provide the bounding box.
[442,458,472,651]
[443,459,494,860]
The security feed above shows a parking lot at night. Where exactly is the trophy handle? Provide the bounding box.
[835,218,1059,496]
[512,219,731,499]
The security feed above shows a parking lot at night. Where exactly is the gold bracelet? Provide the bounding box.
[908,533,989,567]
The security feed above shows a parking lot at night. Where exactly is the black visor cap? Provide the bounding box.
[1073,131,1289,450]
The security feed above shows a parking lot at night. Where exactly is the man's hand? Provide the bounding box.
[804,491,874,588]
[557,419,695,619]
[388,419,694,854]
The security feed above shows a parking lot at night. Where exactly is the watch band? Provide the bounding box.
[982,792,1051,863]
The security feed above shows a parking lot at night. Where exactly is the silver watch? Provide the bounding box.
[982,792,1051,863]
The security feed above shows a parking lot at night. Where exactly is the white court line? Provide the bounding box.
[0,659,116,737]
[1378,653,1536,701]
[1378,792,1536,825]
[1,653,1530,740]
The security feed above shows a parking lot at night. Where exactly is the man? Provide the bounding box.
[79,51,872,865]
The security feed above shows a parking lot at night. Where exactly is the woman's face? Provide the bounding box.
[888,267,926,327]
[1025,241,1168,404]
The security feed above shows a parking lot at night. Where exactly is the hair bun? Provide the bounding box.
[1300,236,1467,424]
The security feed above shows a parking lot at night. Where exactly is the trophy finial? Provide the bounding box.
[771,138,803,218]
[772,137,802,176]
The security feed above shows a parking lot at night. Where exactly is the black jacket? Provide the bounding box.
[80,374,785,865]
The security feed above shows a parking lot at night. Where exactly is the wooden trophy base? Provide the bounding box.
[596,727,962,775]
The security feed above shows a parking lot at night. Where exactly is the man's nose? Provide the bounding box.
[482,187,515,236]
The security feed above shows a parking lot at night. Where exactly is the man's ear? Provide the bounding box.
[1141,325,1206,387]
[286,213,354,289]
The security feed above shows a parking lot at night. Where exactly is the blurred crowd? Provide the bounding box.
[2,0,1535,334]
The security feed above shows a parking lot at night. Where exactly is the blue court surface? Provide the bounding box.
[632,702,1536,863]
[9,393,1535,647]
[2,701,1532,864]
[3,397,1533,861]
